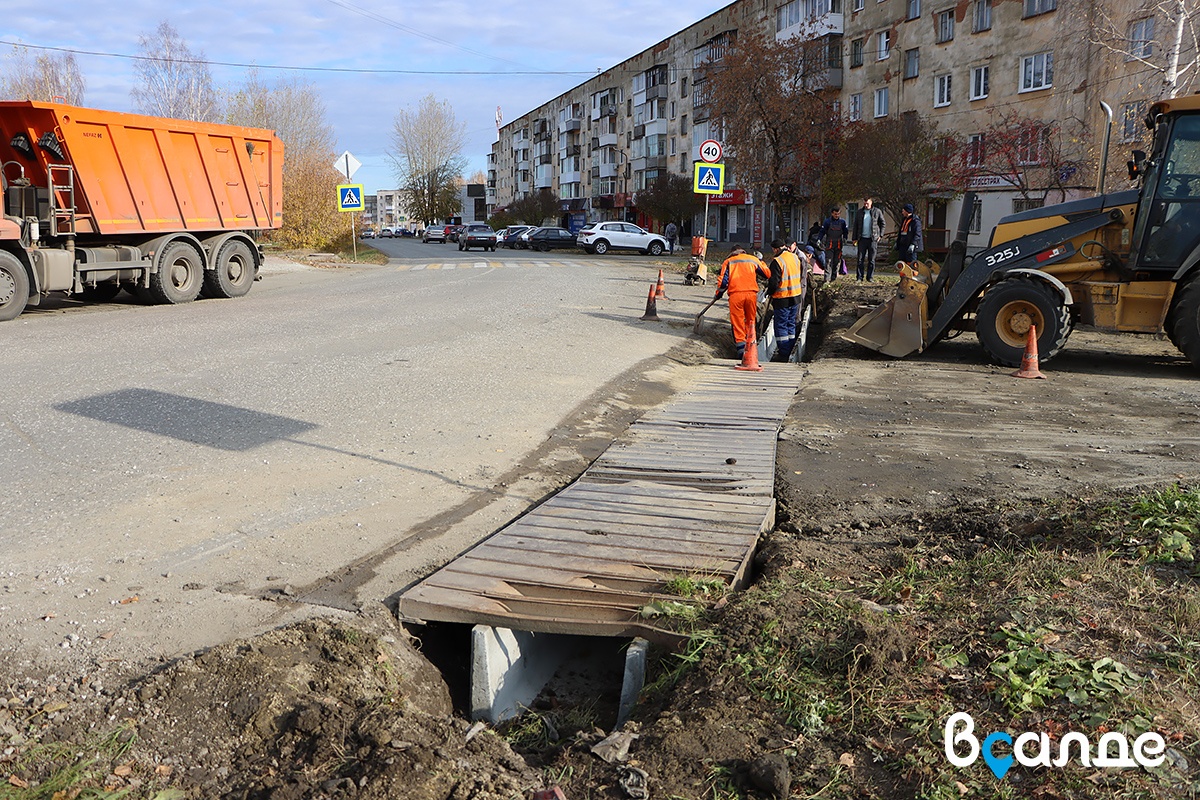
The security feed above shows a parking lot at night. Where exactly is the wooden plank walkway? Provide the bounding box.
[398,362,802,644]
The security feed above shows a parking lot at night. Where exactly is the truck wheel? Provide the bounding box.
[150,241,203,304]
[1168,271,1200,368]
[975,276,1071,366]
[204,240,255,299]
[0,251,30,321]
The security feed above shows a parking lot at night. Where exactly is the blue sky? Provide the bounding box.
[4,1,732,194]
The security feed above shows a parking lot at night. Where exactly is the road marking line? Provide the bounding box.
[473,262,488,269]
[394,264,412,271]
[412,264,427,270]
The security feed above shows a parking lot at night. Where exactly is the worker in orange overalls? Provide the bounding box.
[714,245,770,360]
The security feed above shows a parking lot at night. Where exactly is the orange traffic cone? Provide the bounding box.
[639,283,660,321]
[655,269,669,300]
[1011,324,1046,379]
[735,339,763,371]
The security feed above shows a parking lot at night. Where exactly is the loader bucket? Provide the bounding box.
[841,276,929,357]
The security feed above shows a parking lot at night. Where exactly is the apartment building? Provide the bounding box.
[490,0,1192,249]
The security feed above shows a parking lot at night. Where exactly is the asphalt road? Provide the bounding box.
[0,245,709,669]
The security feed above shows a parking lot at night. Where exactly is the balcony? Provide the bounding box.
[597,132,619,148]
[643,119,669,137]
[598,162,618,178]
[633,124,645,139]
[487,179,496,188]
[517,181,530,193]
[590,166,600,179]
[538,153,553,165]
[560,170,581,184]
[646,83,668,101]
[518,159,531,170]
[600,102,618,117]
[777,11,843,39]
[565,144,581,157]
[558,118,582,133]
[645,156,668,170]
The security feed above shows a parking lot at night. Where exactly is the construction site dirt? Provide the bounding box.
[2,277,1197,798]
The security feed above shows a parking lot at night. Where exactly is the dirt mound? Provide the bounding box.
[3,613,540,799]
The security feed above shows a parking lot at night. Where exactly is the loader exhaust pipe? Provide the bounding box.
[1097,101,1114,195]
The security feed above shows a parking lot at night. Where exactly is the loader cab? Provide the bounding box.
[1129,105,1200,275]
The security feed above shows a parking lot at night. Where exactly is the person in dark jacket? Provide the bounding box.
[806,222,827,271]
[896,203,924,264]
[818,207,850,281]
[852,198,886,281]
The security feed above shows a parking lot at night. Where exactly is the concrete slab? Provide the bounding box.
[471,625,576,723]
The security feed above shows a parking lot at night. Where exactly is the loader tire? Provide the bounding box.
[1168,271,1200,369]
[976,276,1070,367]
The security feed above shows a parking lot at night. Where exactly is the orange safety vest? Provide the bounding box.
[717,254,768,293]
[771,250,804,300]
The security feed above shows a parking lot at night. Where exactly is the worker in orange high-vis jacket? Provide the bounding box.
[714,245,771,359]
[767,239,807,361]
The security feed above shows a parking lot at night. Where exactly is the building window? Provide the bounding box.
[905,48,920,78]
[777,0,802,32]
[936,9,955,42]
[874,87,890,117]
[670,101,676,119]
[851,38,865,67]
[1121,102,1145,142]
[681,76,688,96]
[970,65,989,99]
[849,92,863,121]
[934,73,952,106]
[681,114,688,135]
[969,196,983,234]
[877,30,891,60]
[670,138,677,156]
[1023,0,1055,16]
[1129,18,1155,59]
[1013,198,1044,214]
[967,133,986,167]
[906,0,920,20]
[1020,52,1053,91]
[853,0,864,10]
[1017,126,1049,165]
[973,0,992,31]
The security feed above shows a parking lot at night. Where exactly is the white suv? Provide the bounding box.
[577,222,667,256]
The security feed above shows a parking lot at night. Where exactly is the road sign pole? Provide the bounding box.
[703,194,711,283]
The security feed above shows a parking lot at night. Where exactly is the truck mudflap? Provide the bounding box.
[843,274,929,357]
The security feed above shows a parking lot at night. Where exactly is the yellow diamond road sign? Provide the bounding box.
[693,162,725,194]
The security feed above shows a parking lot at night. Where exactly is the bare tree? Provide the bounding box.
[0,45,86,104]
[131,21,219,121]
[226,70,344,250]
[700,30,841,206]
[388,95,468,225]
[1091,0,1200,99]
[968,112,1088,206]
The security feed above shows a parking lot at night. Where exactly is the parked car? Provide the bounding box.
[525,227,579,252]
[502,226,533,248]
[422,225,448,243]
[459,223,499,251]
[447,224,465,243]
[399,227,415,237]
[577,221,667,256]
[516,227,541,249]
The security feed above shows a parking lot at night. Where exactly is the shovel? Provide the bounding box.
[693,295,719,334]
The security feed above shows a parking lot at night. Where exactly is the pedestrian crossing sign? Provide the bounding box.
[337,184,365,212]
[693,162,725,195]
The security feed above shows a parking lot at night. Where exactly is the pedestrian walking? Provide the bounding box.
[714,245,771,360]
[767,239,806,362]
[853,198,886,281]
[664,221,678,255]
[896,203,924,266]
[819,207,849,282]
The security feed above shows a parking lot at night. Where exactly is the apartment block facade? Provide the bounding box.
[489,0,1191,251]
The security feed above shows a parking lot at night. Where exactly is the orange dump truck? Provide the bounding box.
[0,101,283,320]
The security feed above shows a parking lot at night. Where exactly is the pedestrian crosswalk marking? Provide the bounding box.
[698,169,719,188]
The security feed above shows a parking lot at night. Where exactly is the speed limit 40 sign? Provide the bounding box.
[699,139,723,163]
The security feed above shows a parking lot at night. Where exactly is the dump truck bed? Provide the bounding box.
[0,101,282,237]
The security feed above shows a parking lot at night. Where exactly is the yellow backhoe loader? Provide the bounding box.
[845,95,1200,369]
